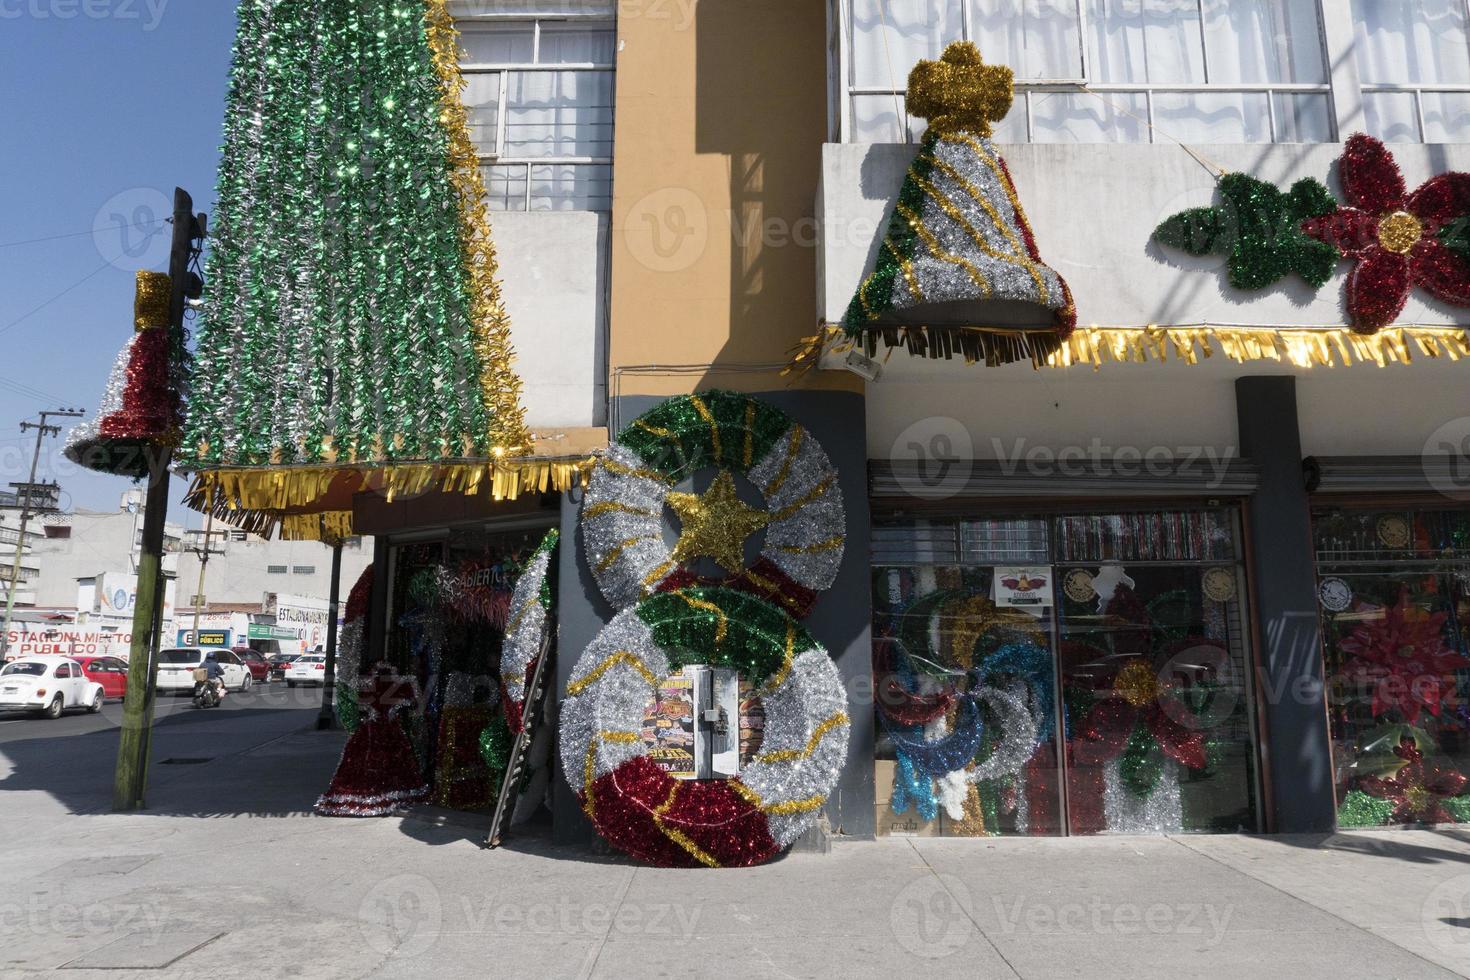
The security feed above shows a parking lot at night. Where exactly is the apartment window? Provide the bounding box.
[267,565,288,575]
[843,0,1331,144]
[1353,0,1470,142]
[460,17,615,211]
[292,566,317,576]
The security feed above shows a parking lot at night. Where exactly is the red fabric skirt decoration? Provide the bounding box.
[316,712,429,817]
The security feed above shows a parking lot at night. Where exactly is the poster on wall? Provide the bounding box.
[993,566,1054,608]
[642,674,696,778]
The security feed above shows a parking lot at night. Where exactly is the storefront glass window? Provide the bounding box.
[1313,507,1470,827]
[872,506,1260,837]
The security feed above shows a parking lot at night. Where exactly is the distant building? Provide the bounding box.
[0,488,371,659]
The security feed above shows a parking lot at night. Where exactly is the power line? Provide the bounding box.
[0,218,167,250]
[0,260,113,339]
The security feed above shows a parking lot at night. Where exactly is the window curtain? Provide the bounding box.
[1352,0,1470,143]
[848,0,1329,144]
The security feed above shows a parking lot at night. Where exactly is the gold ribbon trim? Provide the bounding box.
[787,324,1470,375]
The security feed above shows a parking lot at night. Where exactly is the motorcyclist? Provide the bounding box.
[203,652,227,702]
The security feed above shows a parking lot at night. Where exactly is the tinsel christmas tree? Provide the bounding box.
[181,0,528,475]
[842,42,1077,364]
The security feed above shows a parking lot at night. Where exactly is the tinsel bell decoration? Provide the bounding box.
[64,271,186,479]
[842,41,1077,365]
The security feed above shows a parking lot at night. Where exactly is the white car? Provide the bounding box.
[155,648,252,694]
[0,656,105,719]
[285,654,327,688]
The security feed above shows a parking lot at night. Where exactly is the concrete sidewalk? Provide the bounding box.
[2,725,1470,979]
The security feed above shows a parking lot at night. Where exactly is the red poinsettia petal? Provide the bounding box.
[1301,208,1380,257]
[1408,171,1470,226]
[1358,774,1399,801]
[1345,247,1411,333]
[1378,676,1422,723]
[1410,237,1470,307]
[1070,699,1137,767]
[1340,133,1408,215]
[1147,704,1208,770]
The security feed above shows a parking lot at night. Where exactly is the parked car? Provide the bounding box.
[155,648,252,694]
[285,654,327,688]
[73,655,129,700]
[234,649,271,683]
[267,654,299,681]
[0,656,105,718]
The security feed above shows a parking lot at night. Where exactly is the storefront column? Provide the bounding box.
[1235,376,1337,833]
[551,388,876,846]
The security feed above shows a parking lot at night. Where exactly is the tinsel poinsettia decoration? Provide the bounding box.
[1301,133,1470,333]
[1152,172,1339,290]
[1358,737,1468,824]
[1337,592,1465,723]
[1070,656,1210,783]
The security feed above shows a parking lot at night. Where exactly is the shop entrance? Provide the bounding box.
[871,505,1262,837]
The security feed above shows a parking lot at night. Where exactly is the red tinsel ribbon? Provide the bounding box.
[659,557,820,620]
[585,756,777,868]
[98,328,181,441]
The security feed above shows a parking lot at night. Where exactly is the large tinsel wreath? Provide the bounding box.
[559,587,850,867]
[500,528,559,732]
[583,391,844,619]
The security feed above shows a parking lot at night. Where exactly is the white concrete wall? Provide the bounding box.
[820,142,1470,462]
[492,210,609,429]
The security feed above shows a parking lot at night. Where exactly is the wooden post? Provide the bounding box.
[112,187,199,812]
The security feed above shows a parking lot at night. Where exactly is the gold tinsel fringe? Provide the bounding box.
[425,1,530,453]
[787,324,1470,374]
[184,457,594,541]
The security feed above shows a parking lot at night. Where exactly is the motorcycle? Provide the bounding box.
[192,678,223,709]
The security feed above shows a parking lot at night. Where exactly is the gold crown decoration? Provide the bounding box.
[906,41,1014,137]
[133,271,172,331]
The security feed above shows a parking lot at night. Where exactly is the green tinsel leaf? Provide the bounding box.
[1439,216,1470,264]
[1153,207,1225,256]
[1120,726,1165,798]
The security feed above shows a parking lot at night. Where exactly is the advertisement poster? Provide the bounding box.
[993,566,1054,608]
[642,674,696,778]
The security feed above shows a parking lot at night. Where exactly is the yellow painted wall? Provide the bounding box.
[608,0,860,398]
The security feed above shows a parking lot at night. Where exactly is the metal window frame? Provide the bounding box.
[459,17,616,211]
[840,0,1336,145]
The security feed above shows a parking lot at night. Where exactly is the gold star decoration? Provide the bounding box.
[666,470,771,572]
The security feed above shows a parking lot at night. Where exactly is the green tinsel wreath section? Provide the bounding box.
[618,391,793,478]
[635,586,818,683]
[1152,172,1339,291]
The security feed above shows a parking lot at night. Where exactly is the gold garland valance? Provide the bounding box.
[183,456,595,541]
[790,323,1470,373]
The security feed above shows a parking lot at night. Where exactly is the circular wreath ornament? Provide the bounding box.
[558,587,850,867]
[583,391,845,618]
[500,528,559,731]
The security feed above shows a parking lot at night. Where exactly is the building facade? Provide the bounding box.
[336,0,1470,850]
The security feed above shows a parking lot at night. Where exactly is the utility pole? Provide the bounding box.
[316,539,344,730]
[0,410,82,661]
[113,187,205,812]
[186,512,225,643]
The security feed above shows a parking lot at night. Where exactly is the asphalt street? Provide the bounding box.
[0,680,325,817]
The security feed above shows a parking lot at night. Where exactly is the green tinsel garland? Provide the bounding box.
[335,682,361,733]
[1442,795,1470,823]
[617,391,792,478]
[479,714,512,778]
[1120,726,1165,798]
[1337,789,1396,828]
[636,587,814,682]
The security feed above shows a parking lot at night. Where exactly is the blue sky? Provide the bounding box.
[0,1,238,523]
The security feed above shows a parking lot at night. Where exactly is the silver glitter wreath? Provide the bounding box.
[582,403,845,612]
[558,600,850,850]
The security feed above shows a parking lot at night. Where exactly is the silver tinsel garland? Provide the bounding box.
[500,539,555,708]
[1102,756,1184,834]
